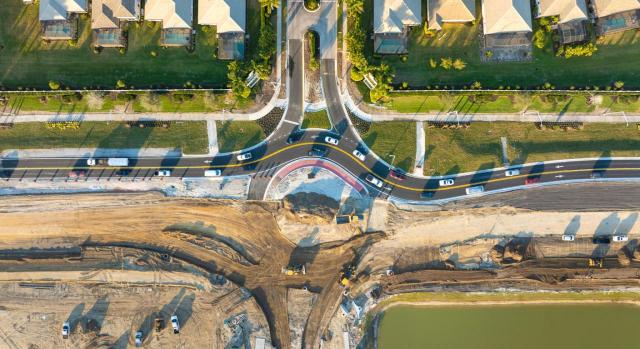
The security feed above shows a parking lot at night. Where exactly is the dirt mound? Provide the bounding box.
[491,238,538,264]
[283,192,339,224]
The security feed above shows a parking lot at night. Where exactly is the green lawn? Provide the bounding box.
[0,121,208,154]
[424,122,640,175]
[4,91,248,113]
[0,0,261,89]
[363,0,640,89]
[362,122,416,172]
[302,110,332,129]
[216,121,266,152]
[387,92,614,114]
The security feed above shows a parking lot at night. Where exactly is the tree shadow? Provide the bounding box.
[563,215,581,237]
[84,296,110,332]
[67,302,85,332]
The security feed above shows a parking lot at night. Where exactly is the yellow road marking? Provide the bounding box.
[6,143,639,193]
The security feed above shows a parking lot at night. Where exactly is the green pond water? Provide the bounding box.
[379,303,640,349]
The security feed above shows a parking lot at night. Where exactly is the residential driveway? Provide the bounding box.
[287,0,337,59]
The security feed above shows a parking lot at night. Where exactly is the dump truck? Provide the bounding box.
[86,158,129,167]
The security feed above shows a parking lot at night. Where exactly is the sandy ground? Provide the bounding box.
[0,246,271,349]
[0,175,250,199]
[287,288,317,349]
[271,167,372,246]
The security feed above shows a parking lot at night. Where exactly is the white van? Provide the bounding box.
[465,185,485,195]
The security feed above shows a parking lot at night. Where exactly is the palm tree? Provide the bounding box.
[347,0,364,17]
[260,0,279,15]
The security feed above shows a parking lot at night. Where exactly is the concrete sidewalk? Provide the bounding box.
[343,93,640,123]
[414,121,425,176]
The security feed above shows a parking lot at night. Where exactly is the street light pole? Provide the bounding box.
[389,154,396,167]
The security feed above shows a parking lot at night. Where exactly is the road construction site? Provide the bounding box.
[2,182,640,348]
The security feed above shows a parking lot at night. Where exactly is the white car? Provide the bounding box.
[135,331,143,347]
[204,169,222,177]
[561,235,575,242]
[613,235,629,242]
[465,185,485,195]
[505,169,521,177]
[237,152,252,161]
[86,158,97,166]
[155,169,171,177]
[365,174,383,188]
[62,322,70,339]
[324,136,339,145]
[352,149,366,161]
[170,315,180,334]
[438,178,455,187]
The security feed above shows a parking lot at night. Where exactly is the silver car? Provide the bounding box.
[465,185,485,195]
[505,169,521,177]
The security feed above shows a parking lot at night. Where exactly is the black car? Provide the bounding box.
[308,147,327,157]
[420,191,435,199]
[287,132,303,144]
[115,169,132,176]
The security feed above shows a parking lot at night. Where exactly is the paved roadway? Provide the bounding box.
[3,17,640,202]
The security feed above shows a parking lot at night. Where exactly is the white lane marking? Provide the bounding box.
[283,119,300,125]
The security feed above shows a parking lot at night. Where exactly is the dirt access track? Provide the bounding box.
[0,192,381,349]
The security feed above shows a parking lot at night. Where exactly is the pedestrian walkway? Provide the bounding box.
[414,121,425,176]
[207,120,219,155]
[343,92,640,123]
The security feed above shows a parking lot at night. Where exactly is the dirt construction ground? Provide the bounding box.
[3,185,640,348]
[0,192,381,349]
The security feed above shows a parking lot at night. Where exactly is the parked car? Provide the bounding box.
[438,178,455,186]
[62,322,70,339]
[365,174,383,188]
[389,170,406,181]
[352,149,366,161]
[591,171,605,179]
[324,136,339,145]
[465,185,485,195]
[561,235,575,242]
[525,176,541,185]
[154,169,171,177]
[135,331,143,347]
[613,235,629,242]
[236,152,252,161]
[204,169,222,177]
[68,170,86,179]
[505,169,521,177]
[170,315,180,334]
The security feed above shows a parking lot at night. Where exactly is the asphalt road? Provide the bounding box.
[2,49,640,202]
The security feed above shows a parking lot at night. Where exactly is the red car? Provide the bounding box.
[68,170,86,179]
[389,170,406,181]
[524,176,541,185]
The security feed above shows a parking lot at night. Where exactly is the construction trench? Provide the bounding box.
[2,186,640,348]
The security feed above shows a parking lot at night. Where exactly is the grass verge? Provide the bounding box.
[424,122,640,175]
[216,121,266,153]
[362,122,416,172]
[0,121,208,154]
[302,110,331,129]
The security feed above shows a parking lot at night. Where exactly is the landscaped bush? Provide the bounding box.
[305,0,319,10]
[350,68,364,82]
[556,43,598,58]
